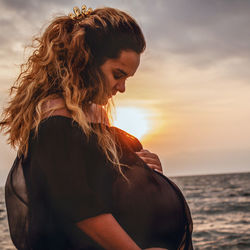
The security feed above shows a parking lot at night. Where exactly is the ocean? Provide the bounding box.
[0,172,250,250]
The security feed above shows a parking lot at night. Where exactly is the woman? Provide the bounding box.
[1,5,193,250]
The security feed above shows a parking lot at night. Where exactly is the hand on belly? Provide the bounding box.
[135,149,163,173]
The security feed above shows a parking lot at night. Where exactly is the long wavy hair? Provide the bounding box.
[0,7,146,180]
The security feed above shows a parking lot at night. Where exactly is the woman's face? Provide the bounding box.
[98,50,141,105]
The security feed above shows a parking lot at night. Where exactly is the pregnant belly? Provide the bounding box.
[112,166,186,249]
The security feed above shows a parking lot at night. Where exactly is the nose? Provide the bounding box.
[116,80,126,93]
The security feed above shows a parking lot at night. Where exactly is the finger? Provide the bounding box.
[147,163,163,171]
[147,164,163,173]
[136,149,150,154]
[141,149,151,153]
[154,168,163,174]
[138,156,161,166]
[136,151,158,159]
[136,150,153,155]
[136,154,162,169]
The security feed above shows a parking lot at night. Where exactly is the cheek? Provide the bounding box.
[107,76,116,89]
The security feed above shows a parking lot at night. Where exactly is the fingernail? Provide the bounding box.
[154,169,163,173]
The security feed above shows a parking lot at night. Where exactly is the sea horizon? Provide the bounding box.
[169,170,250,178]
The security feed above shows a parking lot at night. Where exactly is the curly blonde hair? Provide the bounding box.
[0,7,146,180]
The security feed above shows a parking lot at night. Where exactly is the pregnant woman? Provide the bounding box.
[1,5,193,250]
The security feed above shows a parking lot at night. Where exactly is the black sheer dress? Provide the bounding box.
[5,116,193,250]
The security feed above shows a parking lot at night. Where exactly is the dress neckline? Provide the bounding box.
[39,115,141,143]
[41,115,111,127]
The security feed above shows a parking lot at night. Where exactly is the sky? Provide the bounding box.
[0,0,250,185]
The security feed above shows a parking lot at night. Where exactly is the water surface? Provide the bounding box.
[1,172,250,249]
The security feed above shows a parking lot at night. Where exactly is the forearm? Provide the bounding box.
[76,213,141,250]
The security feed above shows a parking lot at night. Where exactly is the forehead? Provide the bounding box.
[105,50,140,75]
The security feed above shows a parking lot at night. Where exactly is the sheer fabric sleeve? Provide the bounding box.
[31,117,111,223]
[5,155,29,250]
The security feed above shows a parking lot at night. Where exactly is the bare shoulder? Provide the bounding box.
[41,98,110,126]
[42,97,72,118]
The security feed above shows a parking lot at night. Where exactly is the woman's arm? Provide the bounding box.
[76,213,141,250]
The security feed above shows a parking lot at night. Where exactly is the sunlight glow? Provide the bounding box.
[113,106,150,140]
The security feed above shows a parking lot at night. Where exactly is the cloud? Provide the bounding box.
[134,0,250,69]
[1,0,71,12]
[1,0,250,68]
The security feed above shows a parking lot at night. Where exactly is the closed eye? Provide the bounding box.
[112,69,128,80]
[113,73,123,80]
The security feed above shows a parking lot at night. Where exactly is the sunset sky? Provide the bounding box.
[0,0,250,185]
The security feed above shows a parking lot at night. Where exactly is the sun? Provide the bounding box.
[112,106,150,140]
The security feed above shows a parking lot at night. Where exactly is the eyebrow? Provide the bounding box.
[115,68,129,76]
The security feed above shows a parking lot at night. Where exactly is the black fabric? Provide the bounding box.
[5,155,29,250]
[5,116,193,250]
